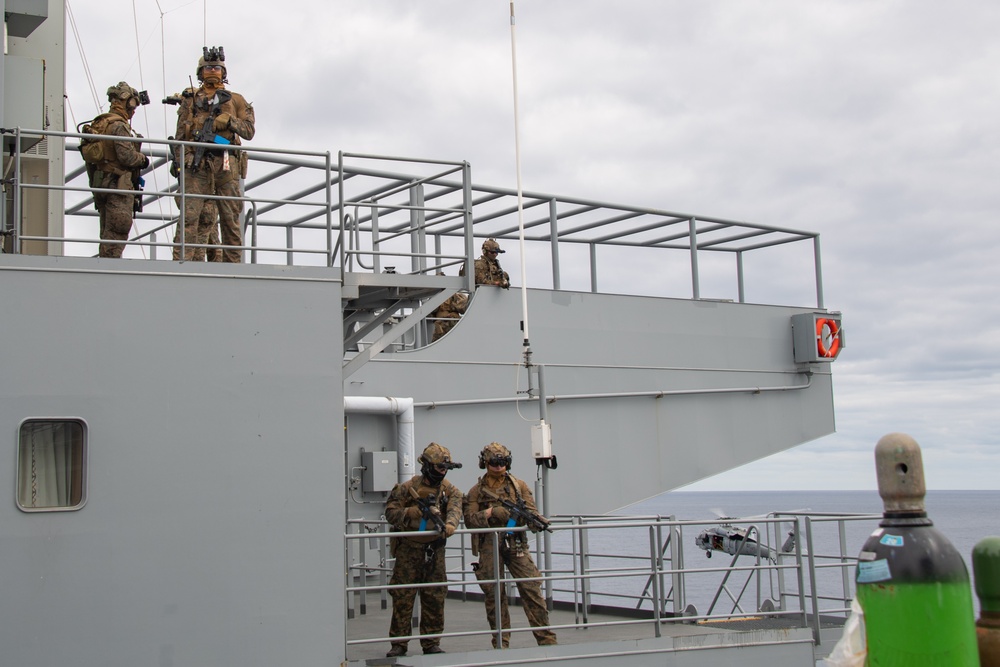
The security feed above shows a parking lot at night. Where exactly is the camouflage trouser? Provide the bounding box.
[174,155,243,262]
[95,174,135,258]
[432,317,458,342]
[389,539,447,652]
[474,535,557,647]
[194,201,222,262]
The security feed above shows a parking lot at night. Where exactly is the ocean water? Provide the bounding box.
[632,489,998,564]
[546,489,1000,618]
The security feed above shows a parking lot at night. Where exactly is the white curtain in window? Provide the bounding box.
[18,422,76,508]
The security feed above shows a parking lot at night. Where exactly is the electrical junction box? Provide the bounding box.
[531,421,553,459]
[361,450,397,493]
[791,312,844,363]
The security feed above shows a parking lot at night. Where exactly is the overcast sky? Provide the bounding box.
[63,1,1000,491]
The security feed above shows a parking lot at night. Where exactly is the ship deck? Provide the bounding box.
[345,594,839,666]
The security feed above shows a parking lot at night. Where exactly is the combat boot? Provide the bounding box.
[386,643,407,657]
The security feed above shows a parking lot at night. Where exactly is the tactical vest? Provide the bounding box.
[78,112,134,176]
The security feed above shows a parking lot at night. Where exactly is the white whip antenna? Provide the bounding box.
[509,0,531,354]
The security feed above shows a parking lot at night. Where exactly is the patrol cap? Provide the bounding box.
[479,442,512,469]
[482,238,505,254]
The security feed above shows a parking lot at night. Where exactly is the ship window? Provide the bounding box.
[17,419,87,512]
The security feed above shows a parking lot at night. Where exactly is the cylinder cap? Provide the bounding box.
[974,536,1000,613]
[874,433,926,513]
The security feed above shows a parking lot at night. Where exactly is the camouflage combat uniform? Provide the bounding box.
[430,292,468,341]
[90,108,147,258]
[464,471,557,648]
[460,255,510,288]
[384,474,463,654]
[173,81,254,262]
[198,200,223,262]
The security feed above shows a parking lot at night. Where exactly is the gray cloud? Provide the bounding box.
[66,0,1000,489]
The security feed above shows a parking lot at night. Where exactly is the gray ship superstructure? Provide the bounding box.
[0,3,859,666]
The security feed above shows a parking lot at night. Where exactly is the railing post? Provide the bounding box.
[572,516,582,624]
[689,217,700,299]
[806,516,822,643]
[580,520,591,618]
[325,151,334,267]
[649,525,662,637]
[589,242,597,293]
[462,162,475,293]
[177,142,186,260]
[337,150,346,275]
[672,523,684,615]
[737,250,746,303]
[813,235,825,309]
[549,198,561,290]
[409,181,425,275]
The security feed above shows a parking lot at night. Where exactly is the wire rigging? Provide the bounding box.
[65,0,102,117]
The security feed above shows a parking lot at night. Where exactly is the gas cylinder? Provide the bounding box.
[854,433,978,666]
[974,536,1000,667]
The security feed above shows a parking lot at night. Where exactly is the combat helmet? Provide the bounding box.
[197,45,228,82]
[482,238,505,254]
[479,442,512,470]
[419,442,462,484]
[419,442,456,467]
[107,81,140,106]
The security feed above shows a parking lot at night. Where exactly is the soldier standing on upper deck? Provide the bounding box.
[172,46,255,262]
[88,82,150,258]
[460,238,510,288]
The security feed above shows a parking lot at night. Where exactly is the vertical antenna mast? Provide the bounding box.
[509,0,531,357]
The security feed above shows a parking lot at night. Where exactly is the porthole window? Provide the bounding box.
[17,419,87,511]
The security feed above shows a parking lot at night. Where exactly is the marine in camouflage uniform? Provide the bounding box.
[430,291,469,341]
[172,46,255,262]
[384,443,464,657]
[460,238,510,288]
[464,442,557,648]
[90,82,149,258]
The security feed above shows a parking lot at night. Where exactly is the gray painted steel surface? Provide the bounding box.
[0,256,346,666]
[347,286,835,516]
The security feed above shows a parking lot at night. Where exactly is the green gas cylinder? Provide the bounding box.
[974,536,1000,667]
[855,433,978,666]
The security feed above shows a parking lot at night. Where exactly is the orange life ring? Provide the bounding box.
[816,318,841,358]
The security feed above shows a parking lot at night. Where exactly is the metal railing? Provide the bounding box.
[2,126,828,308]
[345,510,880,654]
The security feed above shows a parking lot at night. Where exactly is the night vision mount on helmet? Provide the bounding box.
[106,82,150,107]
[478,442,512,470]
[419,443,462,485]
[482,238,505,254]
[197,45,228,83]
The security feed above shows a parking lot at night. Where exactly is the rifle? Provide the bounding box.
[190,90,233,170]
[132,174,145,215]
[408,487,447,534]
[480,487,552,533]
[162,89,193,106]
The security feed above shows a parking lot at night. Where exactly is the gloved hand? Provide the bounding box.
[405,506,422,521]
[491,506,510,523]
[213,113,231,131]
[443,524,456,538]
[140,154,150,170]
